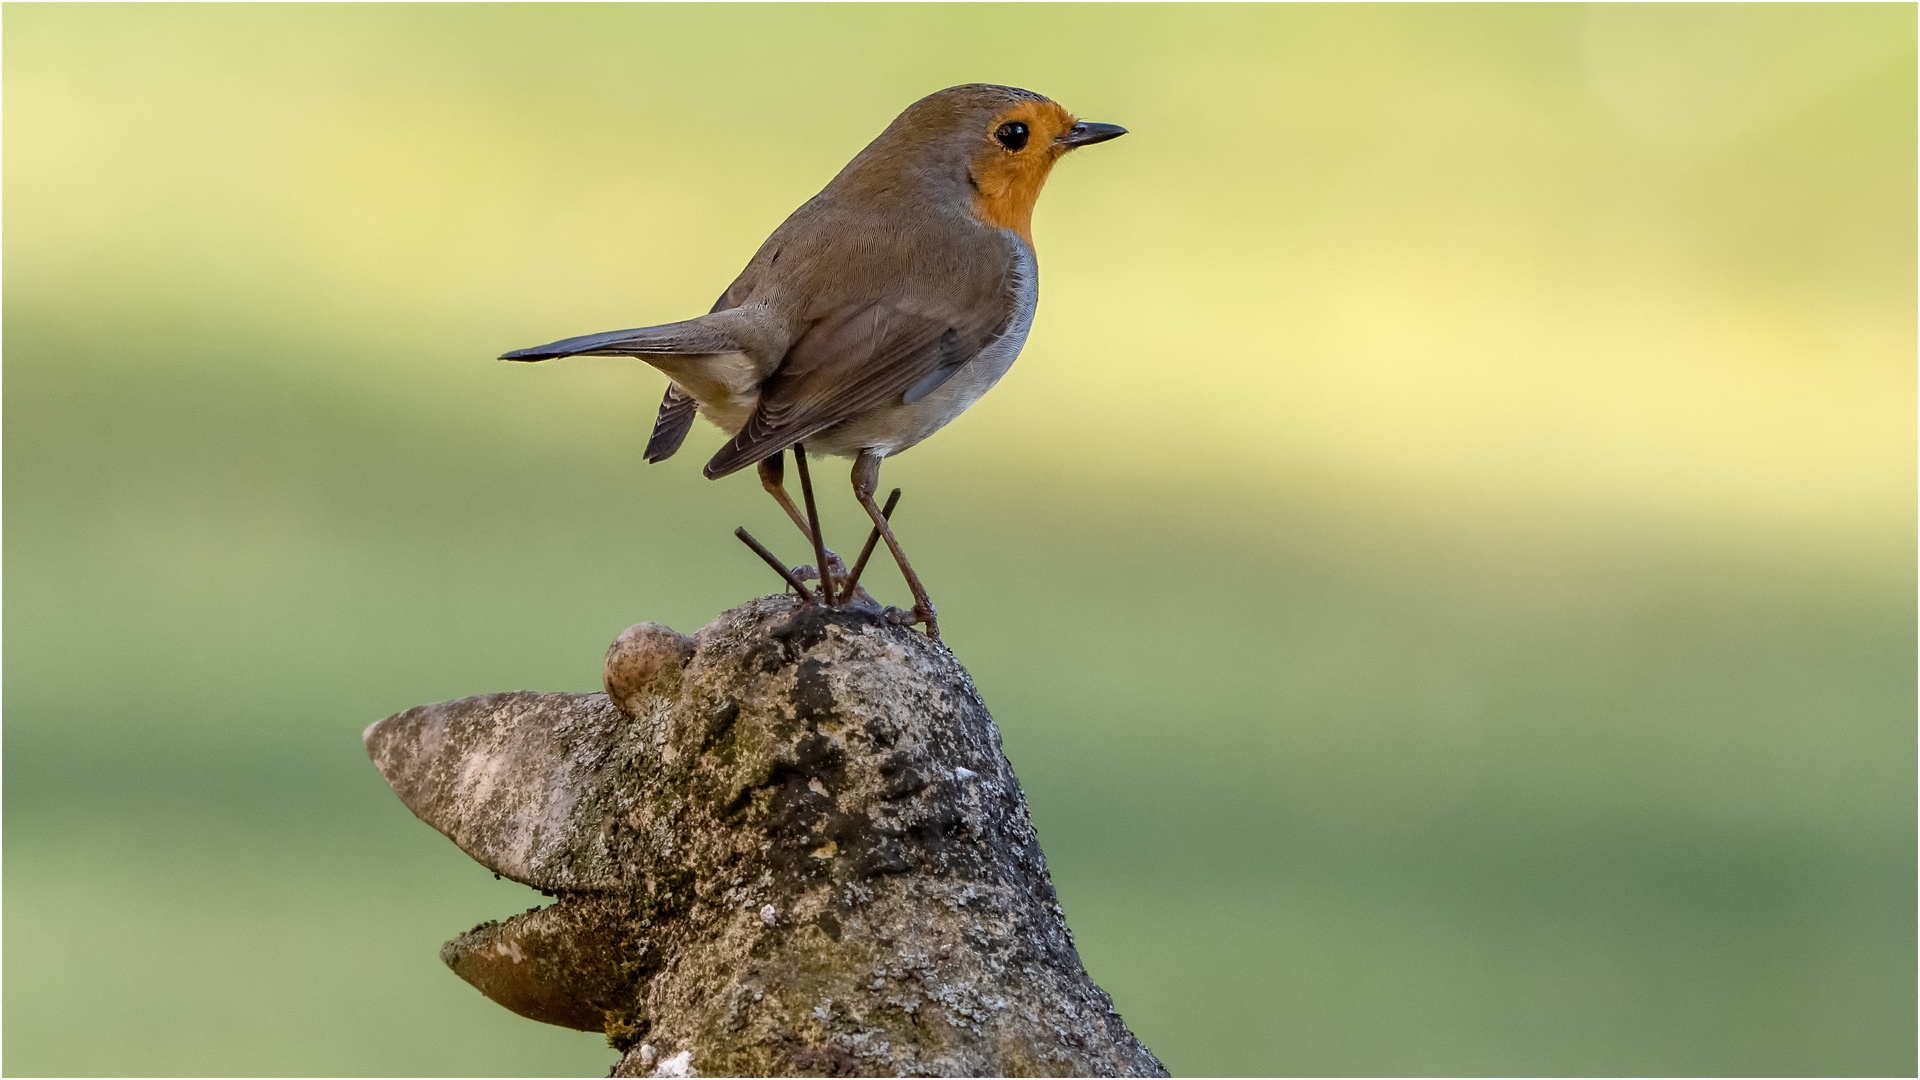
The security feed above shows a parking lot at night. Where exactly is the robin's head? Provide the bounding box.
[842,84,1127,244]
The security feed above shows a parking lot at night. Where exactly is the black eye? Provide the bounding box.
[995,122,1030,152]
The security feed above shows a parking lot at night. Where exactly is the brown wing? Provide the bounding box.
[701,292,1012,479]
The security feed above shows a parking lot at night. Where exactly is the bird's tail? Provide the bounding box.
[499,315,743,362]
[503,313,768,466]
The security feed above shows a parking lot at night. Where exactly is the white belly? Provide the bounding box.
[810,241,1038,460]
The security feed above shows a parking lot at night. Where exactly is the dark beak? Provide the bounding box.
[1061,121,1128,149]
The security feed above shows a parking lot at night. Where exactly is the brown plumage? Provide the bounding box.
[502,83,1126,638]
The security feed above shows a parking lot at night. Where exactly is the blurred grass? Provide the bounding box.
[4,4,1913,1076]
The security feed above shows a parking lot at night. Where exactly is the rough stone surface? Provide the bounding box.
[365,595,1167,1078]
[605,623,698,717]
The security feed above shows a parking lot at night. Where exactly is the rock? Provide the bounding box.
[366,595,1167,1078]
[605,622,697,717]
[364,691,635,891]
[440,896,635,1031]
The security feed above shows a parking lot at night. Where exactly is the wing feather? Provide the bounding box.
[644,386,698,463]
[702,292,1010,479]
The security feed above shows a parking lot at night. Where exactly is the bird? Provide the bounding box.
[501,83,1126,642]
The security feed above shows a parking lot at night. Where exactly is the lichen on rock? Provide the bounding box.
[366,595,1167,1077]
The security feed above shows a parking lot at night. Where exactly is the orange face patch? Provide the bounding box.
[969,99,1079,245]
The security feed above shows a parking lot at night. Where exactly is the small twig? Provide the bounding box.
[734,527,814,602]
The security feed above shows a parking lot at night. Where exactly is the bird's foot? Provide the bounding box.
[791,550,850,592]
[882,603,940,643]
[800,564,885,610]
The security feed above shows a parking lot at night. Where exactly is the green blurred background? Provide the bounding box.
[5,4,1913,1076]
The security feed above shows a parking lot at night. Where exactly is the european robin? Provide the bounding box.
[502,83,1126,640]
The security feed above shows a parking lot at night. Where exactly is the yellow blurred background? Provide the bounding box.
[5,4,1912,1076]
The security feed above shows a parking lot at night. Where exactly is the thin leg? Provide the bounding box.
[792,443,836,606]
[840,488,900,601]
[852,451,938,642]
[757,452,812,541]
[734,527,815,602]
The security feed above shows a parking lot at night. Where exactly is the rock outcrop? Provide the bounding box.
[365,595,1166,1077]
